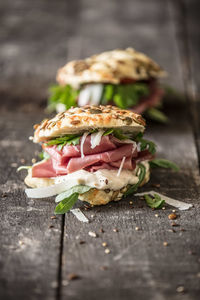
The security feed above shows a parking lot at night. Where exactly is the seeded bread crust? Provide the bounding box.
[56,48,166,89]
[33,105,145,143]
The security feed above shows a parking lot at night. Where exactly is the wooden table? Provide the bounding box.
[0,1,199,299]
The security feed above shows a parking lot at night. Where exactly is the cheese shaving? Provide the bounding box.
[80,132,89,158]
[90,130,104,149]
[117,156,126,177]
[70,208,89,223]
[135,190,193,211]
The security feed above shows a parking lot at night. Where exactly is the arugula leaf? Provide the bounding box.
[46,135,81,148]
[55,185,92,203]
[112,129,128,140]
[103,129,114,136]
[47,84,79,112]
[150,159,179,171]
[54,193,79,214]
[144,194,165,209]
[38,151,50,160]
[124,163,146,196]
[100,83,149,109]
[146,107,168,123]
[135,133,156,155]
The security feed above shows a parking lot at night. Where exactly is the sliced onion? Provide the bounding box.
[78,84,103,106]
[80,132,89,158]
[90,130,104,149]
[117,156,126,177]
[78,87,91,106]
[25,180,77,198]
[135,191,193,211]
[90,84,103,105]
[70,208,89,223]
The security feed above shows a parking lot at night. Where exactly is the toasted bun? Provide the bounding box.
[33,105,145,143]
[24,167,150,205]
[57,48,166,88]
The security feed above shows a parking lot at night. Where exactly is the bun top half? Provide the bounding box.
[33,105,145,143]
[57,48,166,89]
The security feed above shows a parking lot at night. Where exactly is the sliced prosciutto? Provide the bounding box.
[32,134,152,178]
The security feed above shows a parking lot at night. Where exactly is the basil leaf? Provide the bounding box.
[144,194,165,209]
[54,193,79,214]
[55,185,92,203]
[146,108,168,123]
[47,84,79,112]
[150,159,179,171]
[124,163,146,196]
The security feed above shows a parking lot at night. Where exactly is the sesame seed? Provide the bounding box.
[176,286,185,293]
[113,228,118,232]
[155,214,159,218]
[135,227,140,231]
[102,242,107,247]
[129,201,133,205]
[163,242,168,246]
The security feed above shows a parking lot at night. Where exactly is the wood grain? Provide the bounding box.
[0,0,199,300]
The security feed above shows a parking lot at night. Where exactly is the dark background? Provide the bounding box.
[0,1,200,300]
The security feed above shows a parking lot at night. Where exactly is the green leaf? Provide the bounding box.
[113,129,128,140]
[38,151,50,160]
[103,129,114,136]
[135,134,156,155]
[46,135,81,148]
[124,163,146,196]
[100,83,149,108]
[54,193,79,214]
[146,107,168,123]
[150,159,179,171]
[144,194,165,209]
[47,84,79,112]
[55,185,92,203]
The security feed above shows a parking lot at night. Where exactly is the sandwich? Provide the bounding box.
[20,105,178,214]
[48,48,167,122]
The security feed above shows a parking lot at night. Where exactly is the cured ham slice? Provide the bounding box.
[32,134,151,178]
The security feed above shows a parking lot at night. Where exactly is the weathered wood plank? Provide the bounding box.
[60,1,200,299]
[0,112,63,300]
[169,0,200,168]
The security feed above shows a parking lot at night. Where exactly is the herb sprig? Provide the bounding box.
[124,163,146,196]
[135,133,156,155]
[144,194,165,209]
[150,159,179,171]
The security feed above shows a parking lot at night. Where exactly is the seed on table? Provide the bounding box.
[102,242,107,247]
[68,273,80,280]
[88,231,97,238]
[51,216,57,219]
[176,286,185,293]
[155,214,159,218]
[135,227,140,231]
[163,242,168,246]
[105,248,110,254]
[113,228,118,232]
[168,213,177,220]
